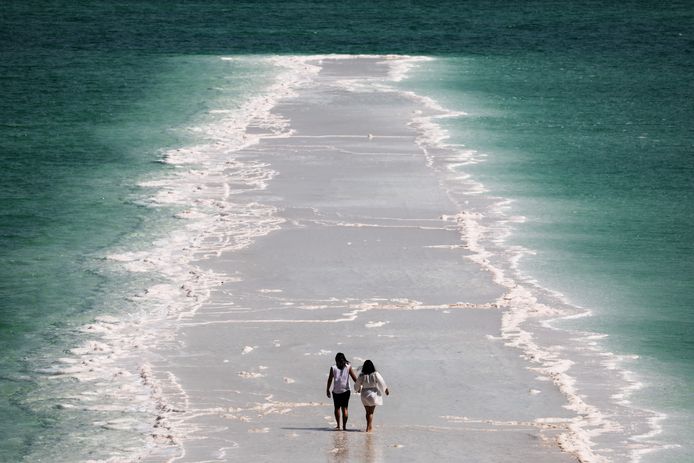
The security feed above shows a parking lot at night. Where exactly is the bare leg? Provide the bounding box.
[341,406,349,430]
[334,407,341,430]
[364,405,375,432]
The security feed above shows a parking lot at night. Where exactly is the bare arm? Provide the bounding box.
[326,367,334,398]
[349,366,358,382]
[354,375,362,393]
[377,372,389,396]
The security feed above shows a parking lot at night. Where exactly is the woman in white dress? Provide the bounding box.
[354,360,389,432]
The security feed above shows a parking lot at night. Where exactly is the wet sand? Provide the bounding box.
[142,57,577,462]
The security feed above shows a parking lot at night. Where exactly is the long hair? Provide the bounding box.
[335,352,348,369]
[360,360,376,376]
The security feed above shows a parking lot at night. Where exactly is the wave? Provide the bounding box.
[25,54,672,462]
[25,55,321,462]
[402,58,673,463]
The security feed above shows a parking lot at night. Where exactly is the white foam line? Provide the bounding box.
[180,300,496,327]
[314,221,456,232]
[289,134,411,139]
[442,415,572,431]
[182,318,357,325]
[382,56,667,462]
[54,54,665,462]
[42,55,333,462]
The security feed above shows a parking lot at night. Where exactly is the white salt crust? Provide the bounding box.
[45,55,667,463]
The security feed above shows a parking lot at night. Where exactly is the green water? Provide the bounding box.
[0,49,278,459]
[408,51,693,366]
[1,1,692,461]
[403,48,693,456]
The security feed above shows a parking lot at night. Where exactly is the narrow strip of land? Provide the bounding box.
[144,57,575,463]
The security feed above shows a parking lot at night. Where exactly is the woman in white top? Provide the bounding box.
[354,360,390,432]
[326,352,358,430]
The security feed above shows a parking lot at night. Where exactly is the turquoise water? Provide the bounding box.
[403,49,693,459]
[406,48,693,372]
[1,1,692,461]
[0,44,278,458]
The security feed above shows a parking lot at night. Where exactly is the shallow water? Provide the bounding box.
[400,49,693,459]
[1,1,691,461]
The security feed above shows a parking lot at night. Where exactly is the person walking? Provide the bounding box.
[326,352,358,430]
[354,360,389,432]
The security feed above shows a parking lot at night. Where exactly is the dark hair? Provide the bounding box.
[335,352,348,369]
[360,360,376,375]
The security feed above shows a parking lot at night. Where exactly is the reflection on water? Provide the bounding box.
[328,431,384,463]
[363,432,383,463]
[329,431,349,462]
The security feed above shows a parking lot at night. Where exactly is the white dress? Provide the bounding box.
[355,372,387,406]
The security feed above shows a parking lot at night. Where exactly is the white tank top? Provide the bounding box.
[332,364,351,394]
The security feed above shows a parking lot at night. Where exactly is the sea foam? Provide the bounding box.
[404,59,668,463]
[36,54,667,463]
[37,55,323,461]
